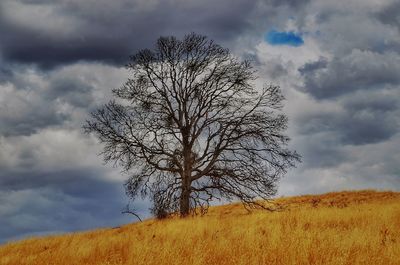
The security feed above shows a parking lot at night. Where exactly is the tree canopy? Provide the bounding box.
[84,33,300,217]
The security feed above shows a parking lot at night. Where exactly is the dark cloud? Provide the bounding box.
[293,133,349,168]
[299,51,400,99]
[377,1,400,31]
[0,0,260,68]
[46,76,95,108]
[263,0,310,9]
[296,94,399,146]
[0,63,126,137]
[0,0,314,69]
[0,100,68,137]
[293,2,400,148]
[0,66,13,83]
[0,158,149,243]
[337,112,397,145]
[0,184,146,243]
[341,91,399,113]
[1,168,101,194]
[298,57,328,75]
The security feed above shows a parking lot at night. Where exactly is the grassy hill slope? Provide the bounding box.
[1,190,399,265]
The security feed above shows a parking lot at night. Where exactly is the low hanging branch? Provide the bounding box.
[121,204,143,222]
[84,33,300,218]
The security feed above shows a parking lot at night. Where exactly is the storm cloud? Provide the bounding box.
[299,50,400,99]
[0,0,261,68]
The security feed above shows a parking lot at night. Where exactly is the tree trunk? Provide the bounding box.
[180,126,192,217]
[180,158,192,216]
[180,184,190,217]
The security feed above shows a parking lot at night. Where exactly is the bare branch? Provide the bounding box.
[84,33,300,218]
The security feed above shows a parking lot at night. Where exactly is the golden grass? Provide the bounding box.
[1,190,399,265]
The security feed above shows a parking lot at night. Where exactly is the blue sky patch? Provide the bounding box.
[266,30,304,47]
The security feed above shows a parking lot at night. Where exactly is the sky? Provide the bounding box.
[1,0,400,243]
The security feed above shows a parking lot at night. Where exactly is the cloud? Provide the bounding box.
[298,57,328,75]
[0,127,150,243]
[0,62,141,243]
[265,30,304,46]
[0,63,129,136]
[297,104,399,145]
[0,0,264,68]
[250,0,400,198]
[0,0,315,69]
[0,75,68,137]
[376,1,400,32]
[279,129,400,196]
[0,185,145,243]
[0,65,13,83]
[299,50,400,99]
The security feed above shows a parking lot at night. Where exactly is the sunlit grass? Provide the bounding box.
[1,190,399,265]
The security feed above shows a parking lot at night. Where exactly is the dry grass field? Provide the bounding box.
[0,190,399,265]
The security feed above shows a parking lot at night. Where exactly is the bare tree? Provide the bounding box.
[84,33,300,217]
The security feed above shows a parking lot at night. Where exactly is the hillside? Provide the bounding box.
[1,190,399,265]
